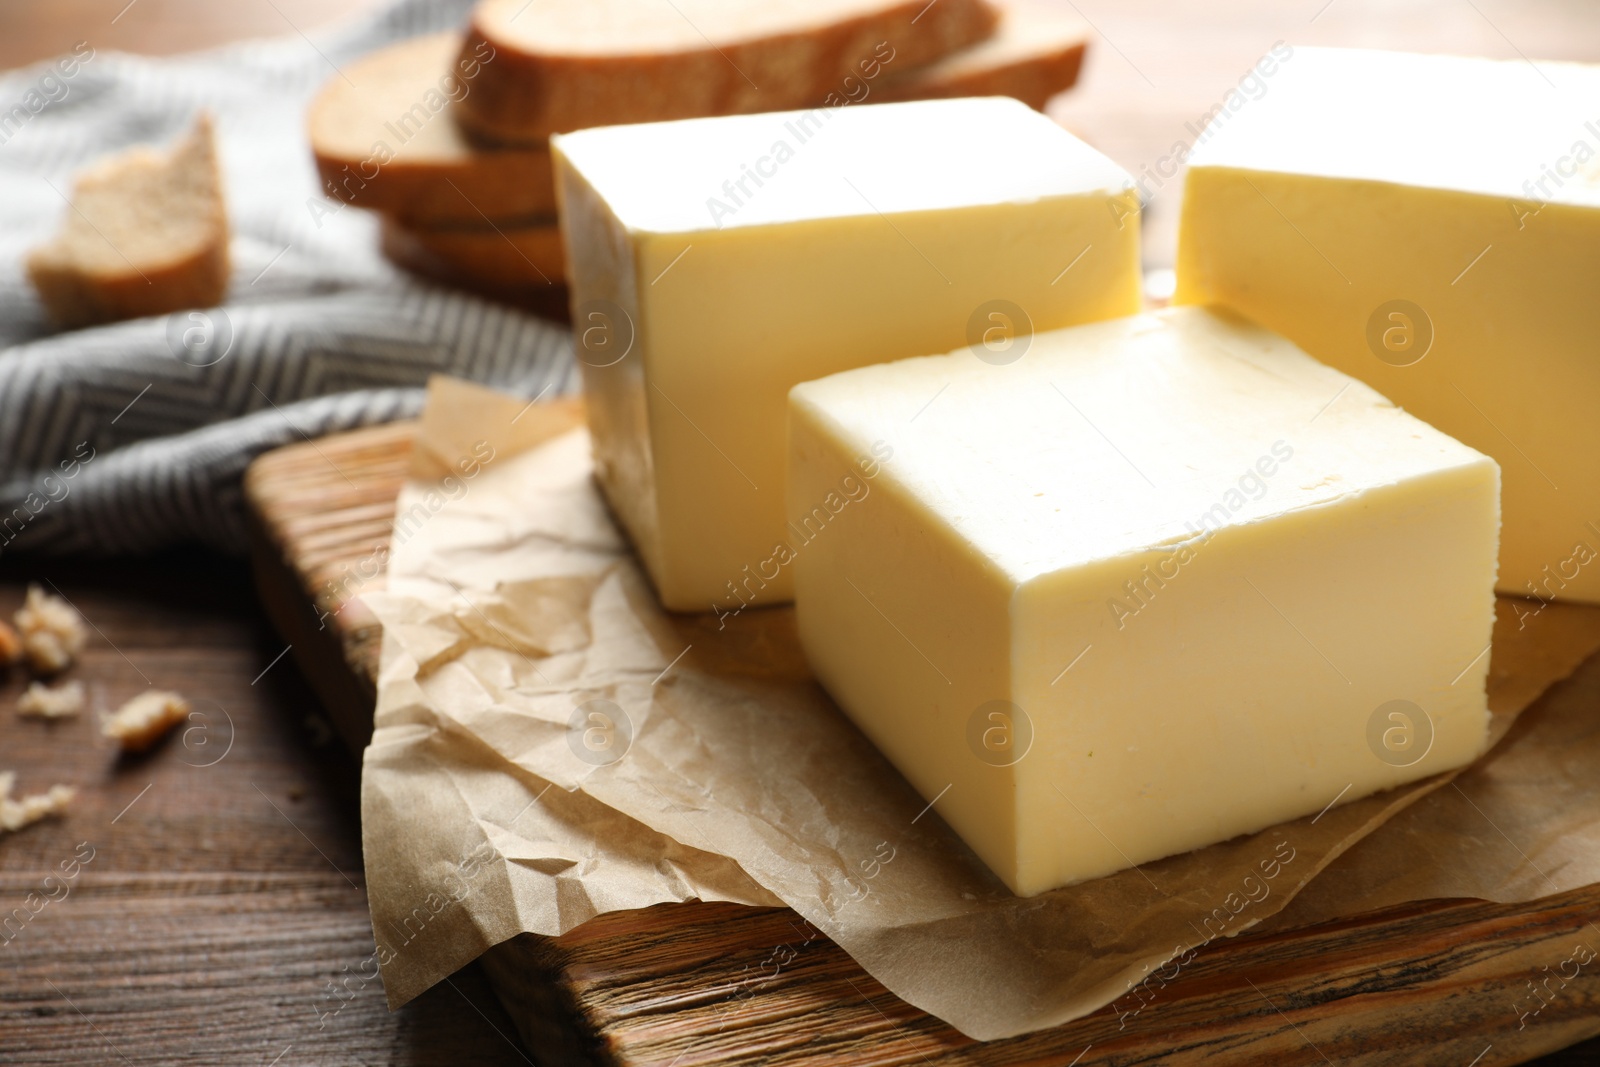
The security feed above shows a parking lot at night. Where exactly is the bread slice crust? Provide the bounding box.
[309,33,556,225]
[455,0,1001,142]
[27,114,230,328]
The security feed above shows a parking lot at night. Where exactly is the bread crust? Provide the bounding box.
[28,239,228,329]
[312,146,555,227]
[308,34,556,225]
[874,10,1087,110]
[455,0,1001,142]
[381,217,570,318]
[26,115,229,329]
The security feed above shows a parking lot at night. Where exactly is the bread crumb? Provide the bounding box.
[14,585,88,675]
[0,772,76,833]
[0,619,21,667]
[17,680,85,720]
[104,690,190,752]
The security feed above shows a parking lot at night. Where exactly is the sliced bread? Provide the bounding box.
[455,0,1000,142]
[875,1,1089,109]
[379,214,566,289]
[309,33,556,226]
[27,114,229,328]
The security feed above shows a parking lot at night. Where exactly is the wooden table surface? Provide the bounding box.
[0,555,537,1064]
[2,1,1598,1064]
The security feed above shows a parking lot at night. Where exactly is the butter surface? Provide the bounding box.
[1177,47,1600,602]
[553,97,1141,611]
[789,307,1500,895]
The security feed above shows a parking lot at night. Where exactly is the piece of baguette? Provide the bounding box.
[455,0,1000,142]
[309,34,556,226]
[27,115,229,328]
[380,216,565,290]
[874,1,1089,109]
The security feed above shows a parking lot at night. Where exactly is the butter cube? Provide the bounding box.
[1177,47,1600,602]
[789,307,1499,896]
[553,97,1141,612]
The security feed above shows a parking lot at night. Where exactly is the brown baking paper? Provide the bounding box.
[360,377,1600,1041]
[1272,596,1600,925]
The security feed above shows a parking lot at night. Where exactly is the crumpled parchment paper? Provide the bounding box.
[360,377,1600,1041]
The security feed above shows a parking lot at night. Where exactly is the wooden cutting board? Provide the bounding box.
[243,421,1600,1067]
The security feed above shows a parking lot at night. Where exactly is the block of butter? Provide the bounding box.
[552,97,1141,613]
[1176,47,1600,604]
[788,307,1499,896]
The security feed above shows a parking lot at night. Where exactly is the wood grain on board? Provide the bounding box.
[241,421,1600,1067]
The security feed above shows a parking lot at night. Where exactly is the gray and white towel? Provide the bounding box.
[0,0,577,557]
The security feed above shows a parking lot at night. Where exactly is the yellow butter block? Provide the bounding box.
[1177,47,1600,603]
[553,97,1141,612]
[789,307,1499,896]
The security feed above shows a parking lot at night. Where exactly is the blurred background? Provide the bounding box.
[4,0,1593,271]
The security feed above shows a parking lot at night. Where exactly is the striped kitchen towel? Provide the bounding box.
[0,0,576,557]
